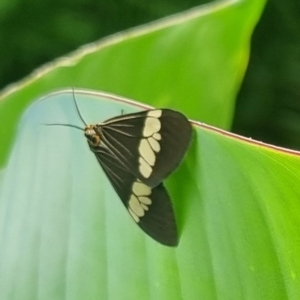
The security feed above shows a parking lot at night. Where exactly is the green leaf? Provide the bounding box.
[0,0,278,299]
[1,90,300,300]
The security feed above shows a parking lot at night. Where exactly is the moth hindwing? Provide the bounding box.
[92,144,178,246]
[47,95,192,246]
[89,109,193,187]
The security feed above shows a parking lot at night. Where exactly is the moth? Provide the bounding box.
[46,93,192,246]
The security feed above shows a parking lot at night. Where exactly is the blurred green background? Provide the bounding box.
[1,0,299,150]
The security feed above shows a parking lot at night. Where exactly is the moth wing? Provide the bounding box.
[93,146,178,246]
[100,109,192,187]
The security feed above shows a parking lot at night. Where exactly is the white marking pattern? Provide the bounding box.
[138,110,162,178]
[128,181,152,222]
[148,137,160,153]
[139,139,155,166]
[139,156,152,178]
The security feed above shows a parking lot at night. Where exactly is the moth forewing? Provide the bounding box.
[99,109,192,187]
[139,109,192,186]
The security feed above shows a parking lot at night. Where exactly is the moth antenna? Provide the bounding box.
[72,88,88,126]
[42,123,84,131]
[42,88,88,130]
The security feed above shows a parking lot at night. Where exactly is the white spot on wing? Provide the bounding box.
[153,133,161,140]
[132,181,151,196]
[139,156,152,178]
[139,196,152,205]
[147,110,162,118]
[139,139,155,166]
[141,203,149,211]
[148,137,160,153]
[143,117,161,137]
[129,195,145,217]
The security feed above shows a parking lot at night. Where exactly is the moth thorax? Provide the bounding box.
[84,125,101,147]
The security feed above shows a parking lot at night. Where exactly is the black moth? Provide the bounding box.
[47,92,192,246]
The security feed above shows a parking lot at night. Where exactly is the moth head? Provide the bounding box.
[84,125,101,147]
